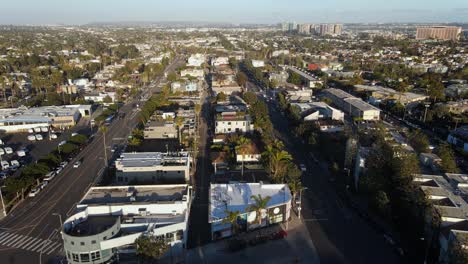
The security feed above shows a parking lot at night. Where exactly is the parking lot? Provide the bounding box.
[0,117,93,180]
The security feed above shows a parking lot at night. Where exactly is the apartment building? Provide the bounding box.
[115,152,191,183]
[62,185,192,264]
[323,88,380,121]
[416,26,462,41]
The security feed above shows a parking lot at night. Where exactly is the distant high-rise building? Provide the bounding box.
[299,24,313,34]
[416,26,462,41]
[281,22,298,32]
[319,24,343,36]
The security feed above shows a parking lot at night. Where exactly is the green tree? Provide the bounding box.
[59,143,79,155]
[216,92,227,102]
[167,71,177,82]
[408,130,430,153]
[437,143,460,173]
[69,134,88,146]
[135,235,169,262]
[247,194,272,225]
[235,136,251,179]
[222,210,241,235]
[242,91,257,105]
[102,95,113,104]
[236,72,248,88]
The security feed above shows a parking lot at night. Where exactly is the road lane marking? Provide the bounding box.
[24,238,44,251]
[44,243,61,255]
[0,233,16,243]
[21,237,41,249]
[42,242,60,254]
[3,234,22,246]
[30,240,48,252]
[0,232,9,240]
[10,235,30,248]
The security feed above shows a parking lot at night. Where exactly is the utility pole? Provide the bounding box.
[423,103,430,123]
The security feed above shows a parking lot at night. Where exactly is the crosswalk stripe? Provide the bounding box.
[44,243,61,255]
[10,236,30,248]
[0,233,9,240]
[21,237,41,250]
[40,241,58,253]
[30,240,49,251]
[0,233,16,243]
[24,238,44,251]
[2,234,21,246]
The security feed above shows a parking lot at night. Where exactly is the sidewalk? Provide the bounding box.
[187,214,320,264]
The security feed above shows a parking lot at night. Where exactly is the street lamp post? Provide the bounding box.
[298,187,308,220]
[52,212,63,227]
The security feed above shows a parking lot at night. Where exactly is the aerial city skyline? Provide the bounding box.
[0,0,467,24]
[0,1,467,264]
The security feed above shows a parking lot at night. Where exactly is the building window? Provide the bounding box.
[70,241,74,245]
[67,251,71,259]
[80,253,90,262]
[111,231,114,235]
[103,236,107,240]
[91,251,101,261]
[91,240,96,244]
[72,253,79,262]
[80,242,85,246]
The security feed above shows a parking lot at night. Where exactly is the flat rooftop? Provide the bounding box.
[209,183,291,222]
[67,215,119,237]
[116,152,189,168]
[80,184,189,205]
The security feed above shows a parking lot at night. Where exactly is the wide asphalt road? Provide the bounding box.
[247,82,400,264]
[0,57,183,264]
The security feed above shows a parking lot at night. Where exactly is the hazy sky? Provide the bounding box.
[1,0,467,25]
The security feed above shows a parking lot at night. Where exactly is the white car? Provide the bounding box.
[16,150,26,157]
[28,188,41,197]
[28,128,34,134]
[40,181,48,189]
[55,167,63,175]
[40,127,49,133]
[73,161,81,168]
[59,161,68,168]
[35,134,43,141]
[71,133,78,137]
[43,171,56,182]
[0,148,4,156]
[33,127,42,133]
[50,133,58,139]
[10,160,20,168]
[27,135,36,141]
[1,161,9,170]
[4,147,13,154]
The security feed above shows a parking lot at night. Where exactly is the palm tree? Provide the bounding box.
[175,116,184,144]
[235,136,251,179]
[287,176,303,209]
[222,209,241,235]
[270,150,292,182]
[247,195,271,225]
[99,126,108,167]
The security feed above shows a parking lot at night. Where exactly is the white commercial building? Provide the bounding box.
[62,184,192,264]
[181,68,204,79]
[252,60,265,68]
[215,112,254,134]
[211,57,229,66]
[115,152,191,184]
[323,88,380,121]
[291,102,344,121]
[209,183,292,240]
[187,54,205,67]
[84,92,116,104]
[0,105,91,133]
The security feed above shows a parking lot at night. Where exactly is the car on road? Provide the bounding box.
[55,167,63,175]
[300,164,307,172]
[4,147,13,154]
[73,160,82,168]
[28,187,41,197]
[40,181,48,189]
[43,171,56,181]
[35,134,43,141]
[27,135,36,141]
[59,161,68,168]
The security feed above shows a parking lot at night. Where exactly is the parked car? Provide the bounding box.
[0,149,4,156]
[43,171,56,182]
[59,161,68,168]
[27,135,36,141]
[28,188,41,197]
[73,161,82,168]
[33,127,41,133]
[35,134,43,141]
[1,161,9,170]
[40,127,49,132]
[50,133,58,139]
[0,171,8,179]
[71,132,78,137]
[16,150,26,157]
[55,167,63,175]
[4,147,13,154]
[40,181,48,189]
[28,128,34,134]
[10,160,20,168]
